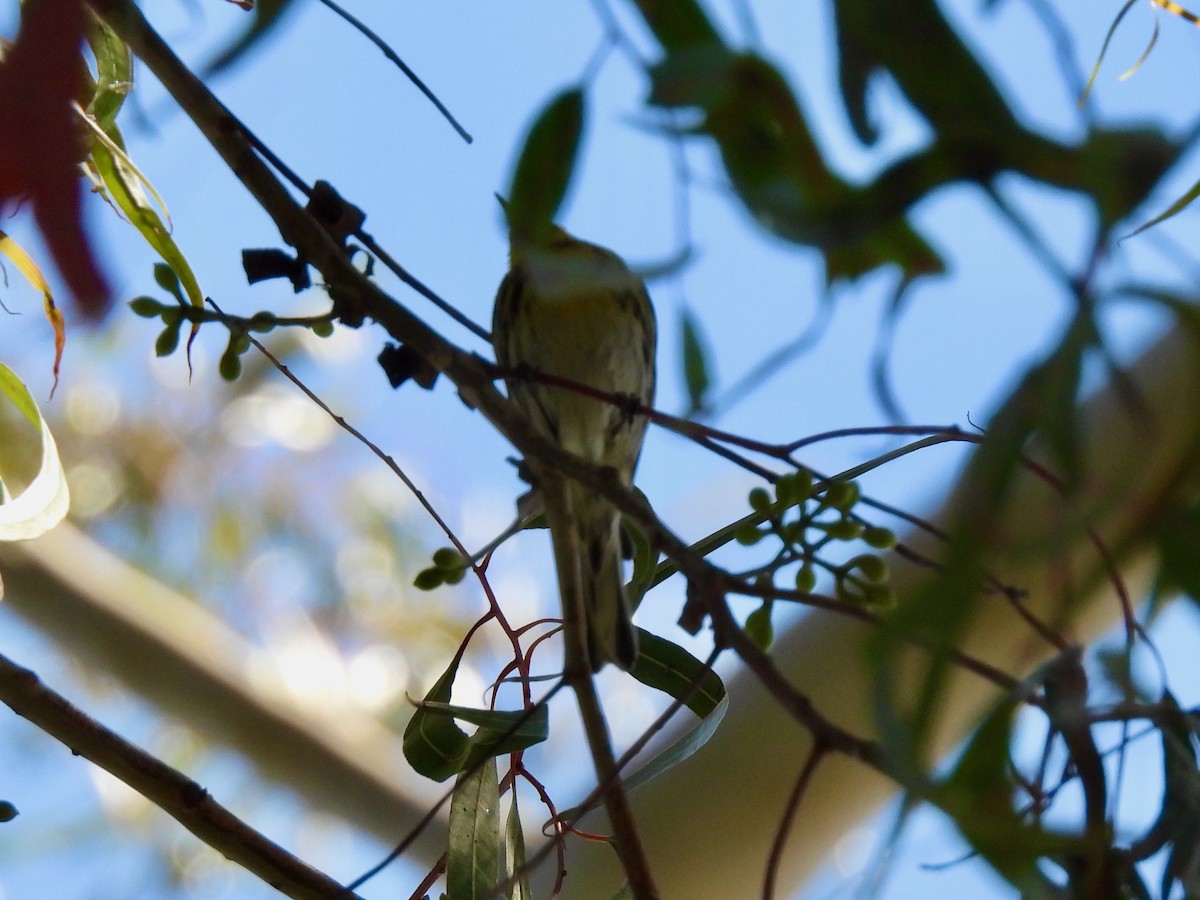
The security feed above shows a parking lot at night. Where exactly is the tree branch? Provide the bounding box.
[0,650,361,900]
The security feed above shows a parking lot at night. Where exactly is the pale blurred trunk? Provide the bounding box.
[558,327,1198,898]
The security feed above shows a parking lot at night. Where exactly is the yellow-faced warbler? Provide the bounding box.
[493,221,656,672]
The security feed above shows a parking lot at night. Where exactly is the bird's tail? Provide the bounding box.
[544,476,638,673]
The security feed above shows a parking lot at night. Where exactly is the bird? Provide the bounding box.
[492,219,656,673]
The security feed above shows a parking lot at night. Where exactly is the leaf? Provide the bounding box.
[0,0,110,314]
[0,364,69,541]
[0,232,66,390]
[621,695,728,794]
[422,700,550,766]
[680,306,713,415]
[1128,172,1200,237]
[204,0,301,75]
[402,654,471,782]
[81,115,203,310]
[503,789,531,900]
[85,16,132,130]
[623,0,722,51]
[1155,501,1200,603]
[628,630,724,718]
[447,756,500,900]
[504,88,585,244]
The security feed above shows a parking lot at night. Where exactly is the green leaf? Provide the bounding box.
[86,17,132,130]
[628,630,724,718]
[680,306,713,415]
[0,364,70,541]
[447,757,500,900]
[155,322,181,358]
[402,655,472,782]
[623,0,722,51]
[744,600,774,650]
[621,695,728,794]
[0,801,17,823]
[420,700,549,761]
[85,123,204,311]
[1156,502,1200,603]
[504,88,585,244]
[503,790,531,900]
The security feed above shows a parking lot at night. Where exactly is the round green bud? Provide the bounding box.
[431,547,464,570]
[311,319,334,338]
[748,487,772,513]
[778,468,813,505]
[863,526,897,549]
[825,519,863,541]
[823,481,860,511]
[850,554,889,584]
[745,602,774,650]
[413,567,444,591]
[734,523,763,546]
[794,564,816,593]
[247,312,276,333]
[218,347,242,381]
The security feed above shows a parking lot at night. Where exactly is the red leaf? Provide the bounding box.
[0,0,111,317]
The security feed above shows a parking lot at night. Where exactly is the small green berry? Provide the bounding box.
[795,565,816,593]
[850,554,889,584]
[413,567,444,591]
[431,547,464,570]
[218,346,242,381]
[748,487,772,513]
[825,519,863,541]
[734,523,763,546]
[311,319,334,338]
[247,312,277,333]
[863,526,897,549]
[823,481,860,511]
[745,601,774,650]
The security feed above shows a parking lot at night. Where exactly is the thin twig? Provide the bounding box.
[315,0,472,143]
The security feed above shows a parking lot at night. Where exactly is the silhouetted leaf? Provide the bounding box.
[680,306,713,415]
[504,88,585,245]
[205,0,300,75]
